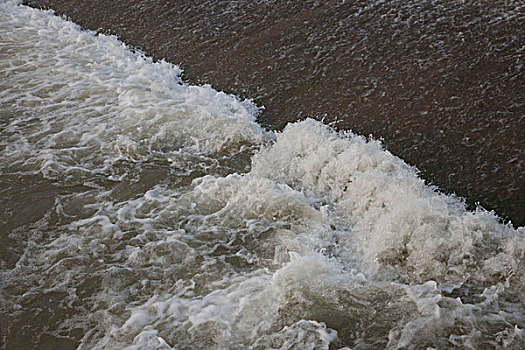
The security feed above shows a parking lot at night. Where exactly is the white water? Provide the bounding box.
[1,1,524,349]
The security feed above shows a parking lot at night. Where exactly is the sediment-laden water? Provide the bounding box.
[1,1,524,349]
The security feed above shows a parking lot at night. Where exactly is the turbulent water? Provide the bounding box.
[1,1,524,349]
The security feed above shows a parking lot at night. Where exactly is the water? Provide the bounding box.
[1,1,524,349]
[24,0,525,226]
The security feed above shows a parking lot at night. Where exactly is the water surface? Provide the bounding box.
[1,1,524,349]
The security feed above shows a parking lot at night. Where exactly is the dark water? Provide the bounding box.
[1,1,524,349]
[25,0,525,226]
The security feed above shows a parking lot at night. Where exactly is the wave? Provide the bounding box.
[1,1,524,349]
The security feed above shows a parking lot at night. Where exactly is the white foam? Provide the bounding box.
[1,1,524,349]
[0,0,267,181]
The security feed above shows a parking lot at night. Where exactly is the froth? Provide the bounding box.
[253,120,523,285]
[0,0,266,181]
[1,1,524,349]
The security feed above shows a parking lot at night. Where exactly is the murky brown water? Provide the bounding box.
[1,1,524,349]
[25,0,525,226]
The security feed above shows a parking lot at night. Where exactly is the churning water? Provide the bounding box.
[1,1,524,349]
